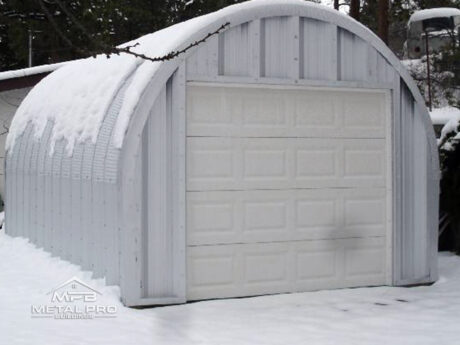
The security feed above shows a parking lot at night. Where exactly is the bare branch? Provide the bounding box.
[0,122,9,137]
[112,23,229,62]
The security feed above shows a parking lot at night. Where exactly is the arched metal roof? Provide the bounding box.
[7,0,438,178]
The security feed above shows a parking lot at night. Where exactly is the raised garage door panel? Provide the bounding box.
[187,137,386,191]
[187,188,386,245]
[187,85,386,138]
[186,84,390,301]
[187,238,386,301]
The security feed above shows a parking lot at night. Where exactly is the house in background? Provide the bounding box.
[0,63,64,201]
[404,8,460,59]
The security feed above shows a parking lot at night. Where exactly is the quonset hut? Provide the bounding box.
[5,0,439,306]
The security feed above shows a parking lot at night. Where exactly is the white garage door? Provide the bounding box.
[186,84,391,301]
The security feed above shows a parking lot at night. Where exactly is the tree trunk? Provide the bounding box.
[378,0,389,44]
[334,0,339,10]
[349,0,360,21]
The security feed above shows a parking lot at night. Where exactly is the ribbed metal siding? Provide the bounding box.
[300,18,337,80]
[396,84,433,283]
[187,17,395,85]
[5,79,126,287]
[219,22,250,76]
[139,70,186,302]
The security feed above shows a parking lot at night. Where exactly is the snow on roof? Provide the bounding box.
[430,106,460,125]
[0,62,66,82]
[5,0,339,156]
[409,8,460,23]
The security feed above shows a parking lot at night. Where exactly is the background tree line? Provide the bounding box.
[0,0,245,71]
[1,0,460,72]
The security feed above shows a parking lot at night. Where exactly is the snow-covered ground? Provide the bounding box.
[1,227,459,345]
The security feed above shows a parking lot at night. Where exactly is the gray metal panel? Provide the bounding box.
[7,127,23,237]
[104,184,119,285]
[42,122,54,253]
[338,27,368,81]
[219,22,250,76]
[141,75,186,299]
[186,36,218,79]
[29,134,40,244]
[300,18,337,80]
[248,19,262,78]
[142,87,173,297]
[262,16,292,78]
[400,85,415,280]
[395,84,434,285]
[35,123,51,249]
[171,64,187,298]
[51,141,64,258]
[16,126,32,238]
[93,109,113,279]
[412,112,429,278]
[71,144,84,265]
[60,147,72,261]
[22,127,34,241]
[7,130,20,238]
[81,142,95,272]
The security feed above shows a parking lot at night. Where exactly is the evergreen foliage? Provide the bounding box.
[0,0,248,71]
[439,122,460,254]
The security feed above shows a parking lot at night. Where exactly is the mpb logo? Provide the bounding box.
[31,276,117,319]
[49,278,100,303]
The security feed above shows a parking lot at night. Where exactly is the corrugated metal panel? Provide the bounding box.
[300,18,336,80]
[16,126,33,238]
[104,184,119,285]
[5,130,18,237]
[142,85,174,297]
[34,123,47,248]
[28,132,40,244]
[51,141,64,258]
[400,85,414,280]
[71,144,84,265]
[397,84,431,284]
[97,78,125,284]
[186,17,397,87]
[93,111,112,279]
[60,147,72,261]
[338,28,368,81]
[412,112,429,278]
[44,124,55,253]
[138,69,186,302]
[81,143,95,272]
[22,127,34,241]
[186,36,218,79]
[219,22,250,76]
[262,16,292,78]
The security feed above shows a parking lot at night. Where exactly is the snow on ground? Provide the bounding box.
[1,227,460,345]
